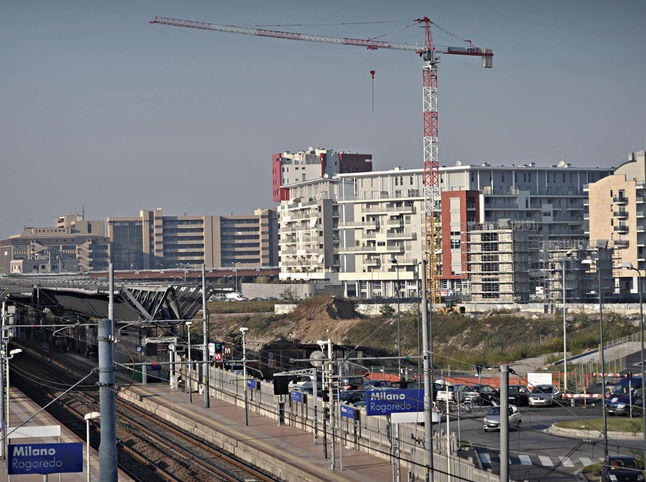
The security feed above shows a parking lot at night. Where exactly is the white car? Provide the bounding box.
[528,384,561,407]
[483,405,521,432]
[435,384,464,404]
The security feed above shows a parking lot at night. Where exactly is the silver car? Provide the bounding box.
[528,384,562,407]
[483,405,521,431]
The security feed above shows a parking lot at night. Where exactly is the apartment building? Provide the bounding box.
[587,150,646,294]
[107,208,277,270]
[272,147,372,201]
[466,220,537,302]
[277,160,612,299]
[0,219,109,274]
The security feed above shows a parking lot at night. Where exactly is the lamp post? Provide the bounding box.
[185,321,192,403]
[391,258,402,380]
[5,348,22,428]
[562,251,572,393]
[582,256,608,458]
[240,327,249,426]
[84,411,100,482]
[234,263,239,293]
[618,261,646,464]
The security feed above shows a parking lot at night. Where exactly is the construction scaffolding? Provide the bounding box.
[466,220,539,302]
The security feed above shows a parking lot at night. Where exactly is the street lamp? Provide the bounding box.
[617,261,646,465]
[391,258,402,380]
[84,411,100,482]
[234,263,239,293]
[240,327,249,426]
[562,250,572,393]
[582,256,608,458]
[185,321,193,403]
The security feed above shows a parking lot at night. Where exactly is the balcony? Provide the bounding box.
[613,196,628,205]
[362,205,415,215]
[614,209,628,219]
[614,240,629,249]
[614,224,629,234]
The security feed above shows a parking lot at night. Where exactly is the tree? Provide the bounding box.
[379,304,395,318]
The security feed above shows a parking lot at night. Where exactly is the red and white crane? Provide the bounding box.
[150,16,493,303]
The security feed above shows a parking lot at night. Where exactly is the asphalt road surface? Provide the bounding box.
[445,402,644,481]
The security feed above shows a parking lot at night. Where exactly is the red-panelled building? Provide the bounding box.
[272,148,372,202]
[441,190,481,293]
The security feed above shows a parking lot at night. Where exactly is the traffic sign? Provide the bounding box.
[291,391,303,403]
[340,405,355,419]
[223,345,233,356]
[214,342,222,352]
[136,346,143,353]
[247,379,256,389]
[366,389,424,416]
[213,353,222,362]
[9,443,83,475]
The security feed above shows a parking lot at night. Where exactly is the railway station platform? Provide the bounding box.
[0,387,133,482]
[122,383,404,482]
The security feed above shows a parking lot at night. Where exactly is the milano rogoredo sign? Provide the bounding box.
[9,442,83,475]
[366,389,424,416]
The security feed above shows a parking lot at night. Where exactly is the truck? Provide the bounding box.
[225,292,247,302]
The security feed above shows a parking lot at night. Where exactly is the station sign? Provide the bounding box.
[340,405,355,419]
[291,391,303,403]
[246,379,256,389]
[213,353,222,362]
[223,345,233,357]
[9,442,83,475]
[366,389,424,416]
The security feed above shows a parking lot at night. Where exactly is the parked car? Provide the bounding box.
[471,384,500,405]
[361,380,393,390]
[507,385,530,406]
[461,384,498,405]
[607,376,643,416]
[601,455,644,481]
[528,384,562,407]
[436,384,465,404]
[339,376,366,390]
[339,390,364,404]
[482,405,521,432]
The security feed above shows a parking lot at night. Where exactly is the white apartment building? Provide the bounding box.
[277,179,342,281]
[277,160,612,299]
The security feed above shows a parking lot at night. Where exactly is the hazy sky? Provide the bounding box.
[2,0,645,239]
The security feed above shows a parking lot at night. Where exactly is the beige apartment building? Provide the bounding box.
[586,150,646,293]
[107,208,277,270]
[0,215,109,274]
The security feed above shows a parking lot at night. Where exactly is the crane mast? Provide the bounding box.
[150,16,493,303]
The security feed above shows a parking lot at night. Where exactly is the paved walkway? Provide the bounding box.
[127,383,402,481]
[0,387,133,482]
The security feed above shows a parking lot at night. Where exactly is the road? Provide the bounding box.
[445,402,643,481]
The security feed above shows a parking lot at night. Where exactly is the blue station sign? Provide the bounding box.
[290,390,303,403]
[340,405,355,419]
[9,442,83,475]
[246,378,256,389]
[366,389,424,416]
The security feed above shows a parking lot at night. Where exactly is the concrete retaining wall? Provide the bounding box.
[242,282,344,300]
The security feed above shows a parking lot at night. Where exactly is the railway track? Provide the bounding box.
[10,340,276,482]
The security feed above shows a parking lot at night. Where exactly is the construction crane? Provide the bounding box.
[150,16,493,303]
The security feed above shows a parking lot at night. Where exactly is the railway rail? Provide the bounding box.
[10,339,276,482]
